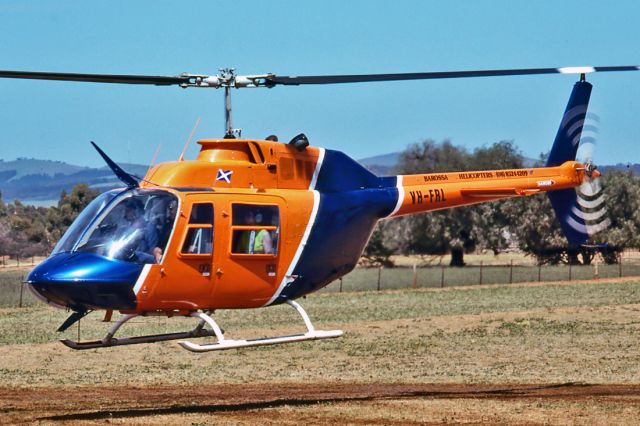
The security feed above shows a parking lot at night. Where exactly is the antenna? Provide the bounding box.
[147,143,162,176]
[179,116,201,161]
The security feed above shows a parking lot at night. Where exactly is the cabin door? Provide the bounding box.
[145,196,217,309]
[213,195,284,307]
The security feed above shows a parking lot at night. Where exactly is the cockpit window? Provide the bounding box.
[54,189,178,264]
[52,189,121,255]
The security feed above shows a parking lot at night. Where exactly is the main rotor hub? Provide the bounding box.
[179,69,274,89]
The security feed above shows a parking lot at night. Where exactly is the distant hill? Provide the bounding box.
[358,153,401,176]
[600,163,640,175]
[0,158,148,205]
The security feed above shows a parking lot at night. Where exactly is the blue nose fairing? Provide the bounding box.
[27,252,142,311]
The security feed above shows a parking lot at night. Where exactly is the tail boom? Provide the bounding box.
[390,161,586,217]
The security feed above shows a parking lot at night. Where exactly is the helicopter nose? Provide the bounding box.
[27,252,142,311]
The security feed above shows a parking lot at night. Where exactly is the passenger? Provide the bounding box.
[237,210,274,254]
[253,211,274,254]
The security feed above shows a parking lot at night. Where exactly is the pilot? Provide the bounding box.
[123,198,163,263]
[237,210,274,254]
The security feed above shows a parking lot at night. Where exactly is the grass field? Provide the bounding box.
[1,278,640,424]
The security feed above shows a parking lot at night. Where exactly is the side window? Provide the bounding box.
[181,203,214,255]
[231,204,279,255]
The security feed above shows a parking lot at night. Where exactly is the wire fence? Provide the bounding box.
[320,257,640,294]
[2,256,640,308]
[0,255,42,268]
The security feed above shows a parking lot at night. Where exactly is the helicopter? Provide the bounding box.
[1,65,637,352]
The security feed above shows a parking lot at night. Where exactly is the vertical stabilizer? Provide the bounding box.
[547,80,593,245]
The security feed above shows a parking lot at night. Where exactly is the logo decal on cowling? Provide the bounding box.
[216,169,233,183]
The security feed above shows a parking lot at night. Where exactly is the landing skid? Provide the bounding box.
[178,300,343,352]
[60,300,343,352]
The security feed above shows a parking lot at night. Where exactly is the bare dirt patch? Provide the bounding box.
[1,382,640,425]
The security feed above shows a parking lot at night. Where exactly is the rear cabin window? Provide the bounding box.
[181,203,214,255]
[231,204,279,255]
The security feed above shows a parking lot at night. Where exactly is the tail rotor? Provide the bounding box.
[572,114,610,237]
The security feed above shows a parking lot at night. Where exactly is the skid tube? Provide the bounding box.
[60,300,343,351]
[178,300,343,352]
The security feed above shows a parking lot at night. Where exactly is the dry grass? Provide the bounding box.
[2,279,640,424]
[2,279,640,385]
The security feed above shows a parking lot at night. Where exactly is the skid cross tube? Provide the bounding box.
[178,300,343,353]
[60,313,217,350]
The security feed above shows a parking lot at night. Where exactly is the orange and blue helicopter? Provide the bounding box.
[0,65,637,352]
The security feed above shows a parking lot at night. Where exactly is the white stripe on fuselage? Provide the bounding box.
[387,175,404,217]
[264,148,325,306]
[308,148,325,190]
[133,264,152,295]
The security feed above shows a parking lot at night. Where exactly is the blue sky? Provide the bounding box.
[0,0,638,168]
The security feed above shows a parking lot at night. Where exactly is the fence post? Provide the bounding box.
[31,256,34,266]
[377,266,382,292]
[509,260,513,284]
[619,254,623,278]
[16,255,19,267]
[479,261,483,285]
[538,264,542,282]
[594,255,599,279]
[19,276,24,308]
[339,278,343,293]
[440,266,445,288]
[412,263,418,289]
[569,262,572,281]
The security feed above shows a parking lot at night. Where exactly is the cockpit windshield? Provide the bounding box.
[53,189,178,264]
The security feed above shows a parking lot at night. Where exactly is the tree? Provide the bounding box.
[503,169,640,264]
[0,183,100,258]
[47,184,99,244]
[597,171,640,248]
[361,222,395,267]
[369,139,525,265]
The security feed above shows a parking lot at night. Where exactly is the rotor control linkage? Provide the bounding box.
[576,161,600,179]
[584,162,599,178]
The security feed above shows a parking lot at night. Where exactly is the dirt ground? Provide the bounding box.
[1,382,640,425]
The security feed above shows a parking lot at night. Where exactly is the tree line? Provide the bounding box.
[0,184,98,258]
[1,140,638,265]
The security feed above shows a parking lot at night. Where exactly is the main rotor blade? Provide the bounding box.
[0,70,190,85]
[266,65,640,86]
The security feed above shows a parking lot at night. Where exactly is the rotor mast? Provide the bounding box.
[220,69,235,138]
